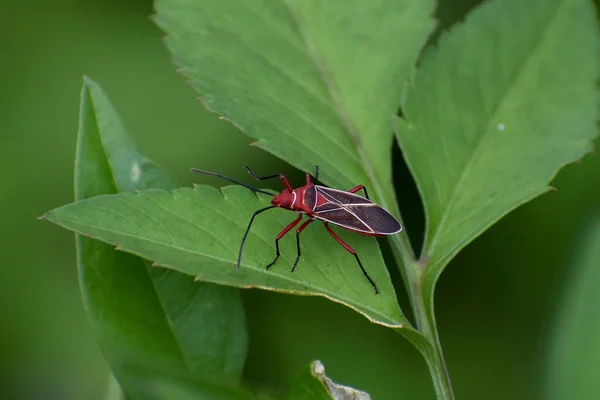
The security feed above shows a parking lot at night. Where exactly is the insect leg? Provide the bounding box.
[238,206,276,270]
[322,223,379,294]
[305,165,320,185]
[291,219,315,272]
[266,214,303,270]
[348,184,370,200]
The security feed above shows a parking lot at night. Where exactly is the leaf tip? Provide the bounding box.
[37,214,46,221]
[81,75,99,88]
[549,186,558,192]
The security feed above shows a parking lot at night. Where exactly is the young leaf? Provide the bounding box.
[286,361,370,400]
[74,78,247,388]
[545,217,600,400]
[396,0,600,303]
[153,0,435,215]
[46,186,409,328]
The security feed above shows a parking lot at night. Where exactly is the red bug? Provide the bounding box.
[191,166,402,294]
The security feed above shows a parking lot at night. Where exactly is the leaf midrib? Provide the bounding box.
[85,87,196,374]
[281,1,394,212]
[423,0,565,273]
[143,263,196,372]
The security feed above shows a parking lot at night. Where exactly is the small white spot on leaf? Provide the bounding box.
[496,123,505,131]
[131,162,141,182]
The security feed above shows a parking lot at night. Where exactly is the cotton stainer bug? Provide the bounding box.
[191,166,402,294]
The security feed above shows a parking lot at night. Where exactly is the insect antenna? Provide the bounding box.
[191,168,275,197]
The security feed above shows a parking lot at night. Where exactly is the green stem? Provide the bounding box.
[389,239,455,400]
[372,182,454,399]
[389,234,416,301]
[413,277,455,400]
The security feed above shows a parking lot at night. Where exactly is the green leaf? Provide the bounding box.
[545,217,600,400]
[74,77,248,389]
[396,0,600,302]
[46,185,408,328]
[286,361,370,400]
[103,374,125,400]
[153,0,435,216]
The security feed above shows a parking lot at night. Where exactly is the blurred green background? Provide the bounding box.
[1,0,598,399]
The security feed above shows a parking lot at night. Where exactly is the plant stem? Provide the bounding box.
[389,235,416,301]
[412,279,455,400]
[389,241,455,400]
[377,187,454,399]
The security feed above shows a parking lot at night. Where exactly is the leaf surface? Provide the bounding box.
[48,185,408,328]
[74,78,247,389]
[396,0,600,304]
[154,0,435,216]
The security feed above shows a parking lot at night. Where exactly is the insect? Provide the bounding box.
[191,166,402,294]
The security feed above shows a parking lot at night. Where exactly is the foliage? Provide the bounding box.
[41,0,599,398]
[72,78,247,396]
[545,217,600,400]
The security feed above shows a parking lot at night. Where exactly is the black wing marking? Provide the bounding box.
[315,207,372,232]
[313,202,343,212]
[303,185,317,209]
[348,204,402,234]
[313,186,401,234]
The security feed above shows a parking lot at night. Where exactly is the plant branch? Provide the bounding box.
[413,274,455,400]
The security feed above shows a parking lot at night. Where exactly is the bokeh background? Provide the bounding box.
[1,0,598,399]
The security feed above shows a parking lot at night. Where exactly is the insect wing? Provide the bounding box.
[313,186,402,235]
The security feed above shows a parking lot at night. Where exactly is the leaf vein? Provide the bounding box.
[197,74,357,164]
